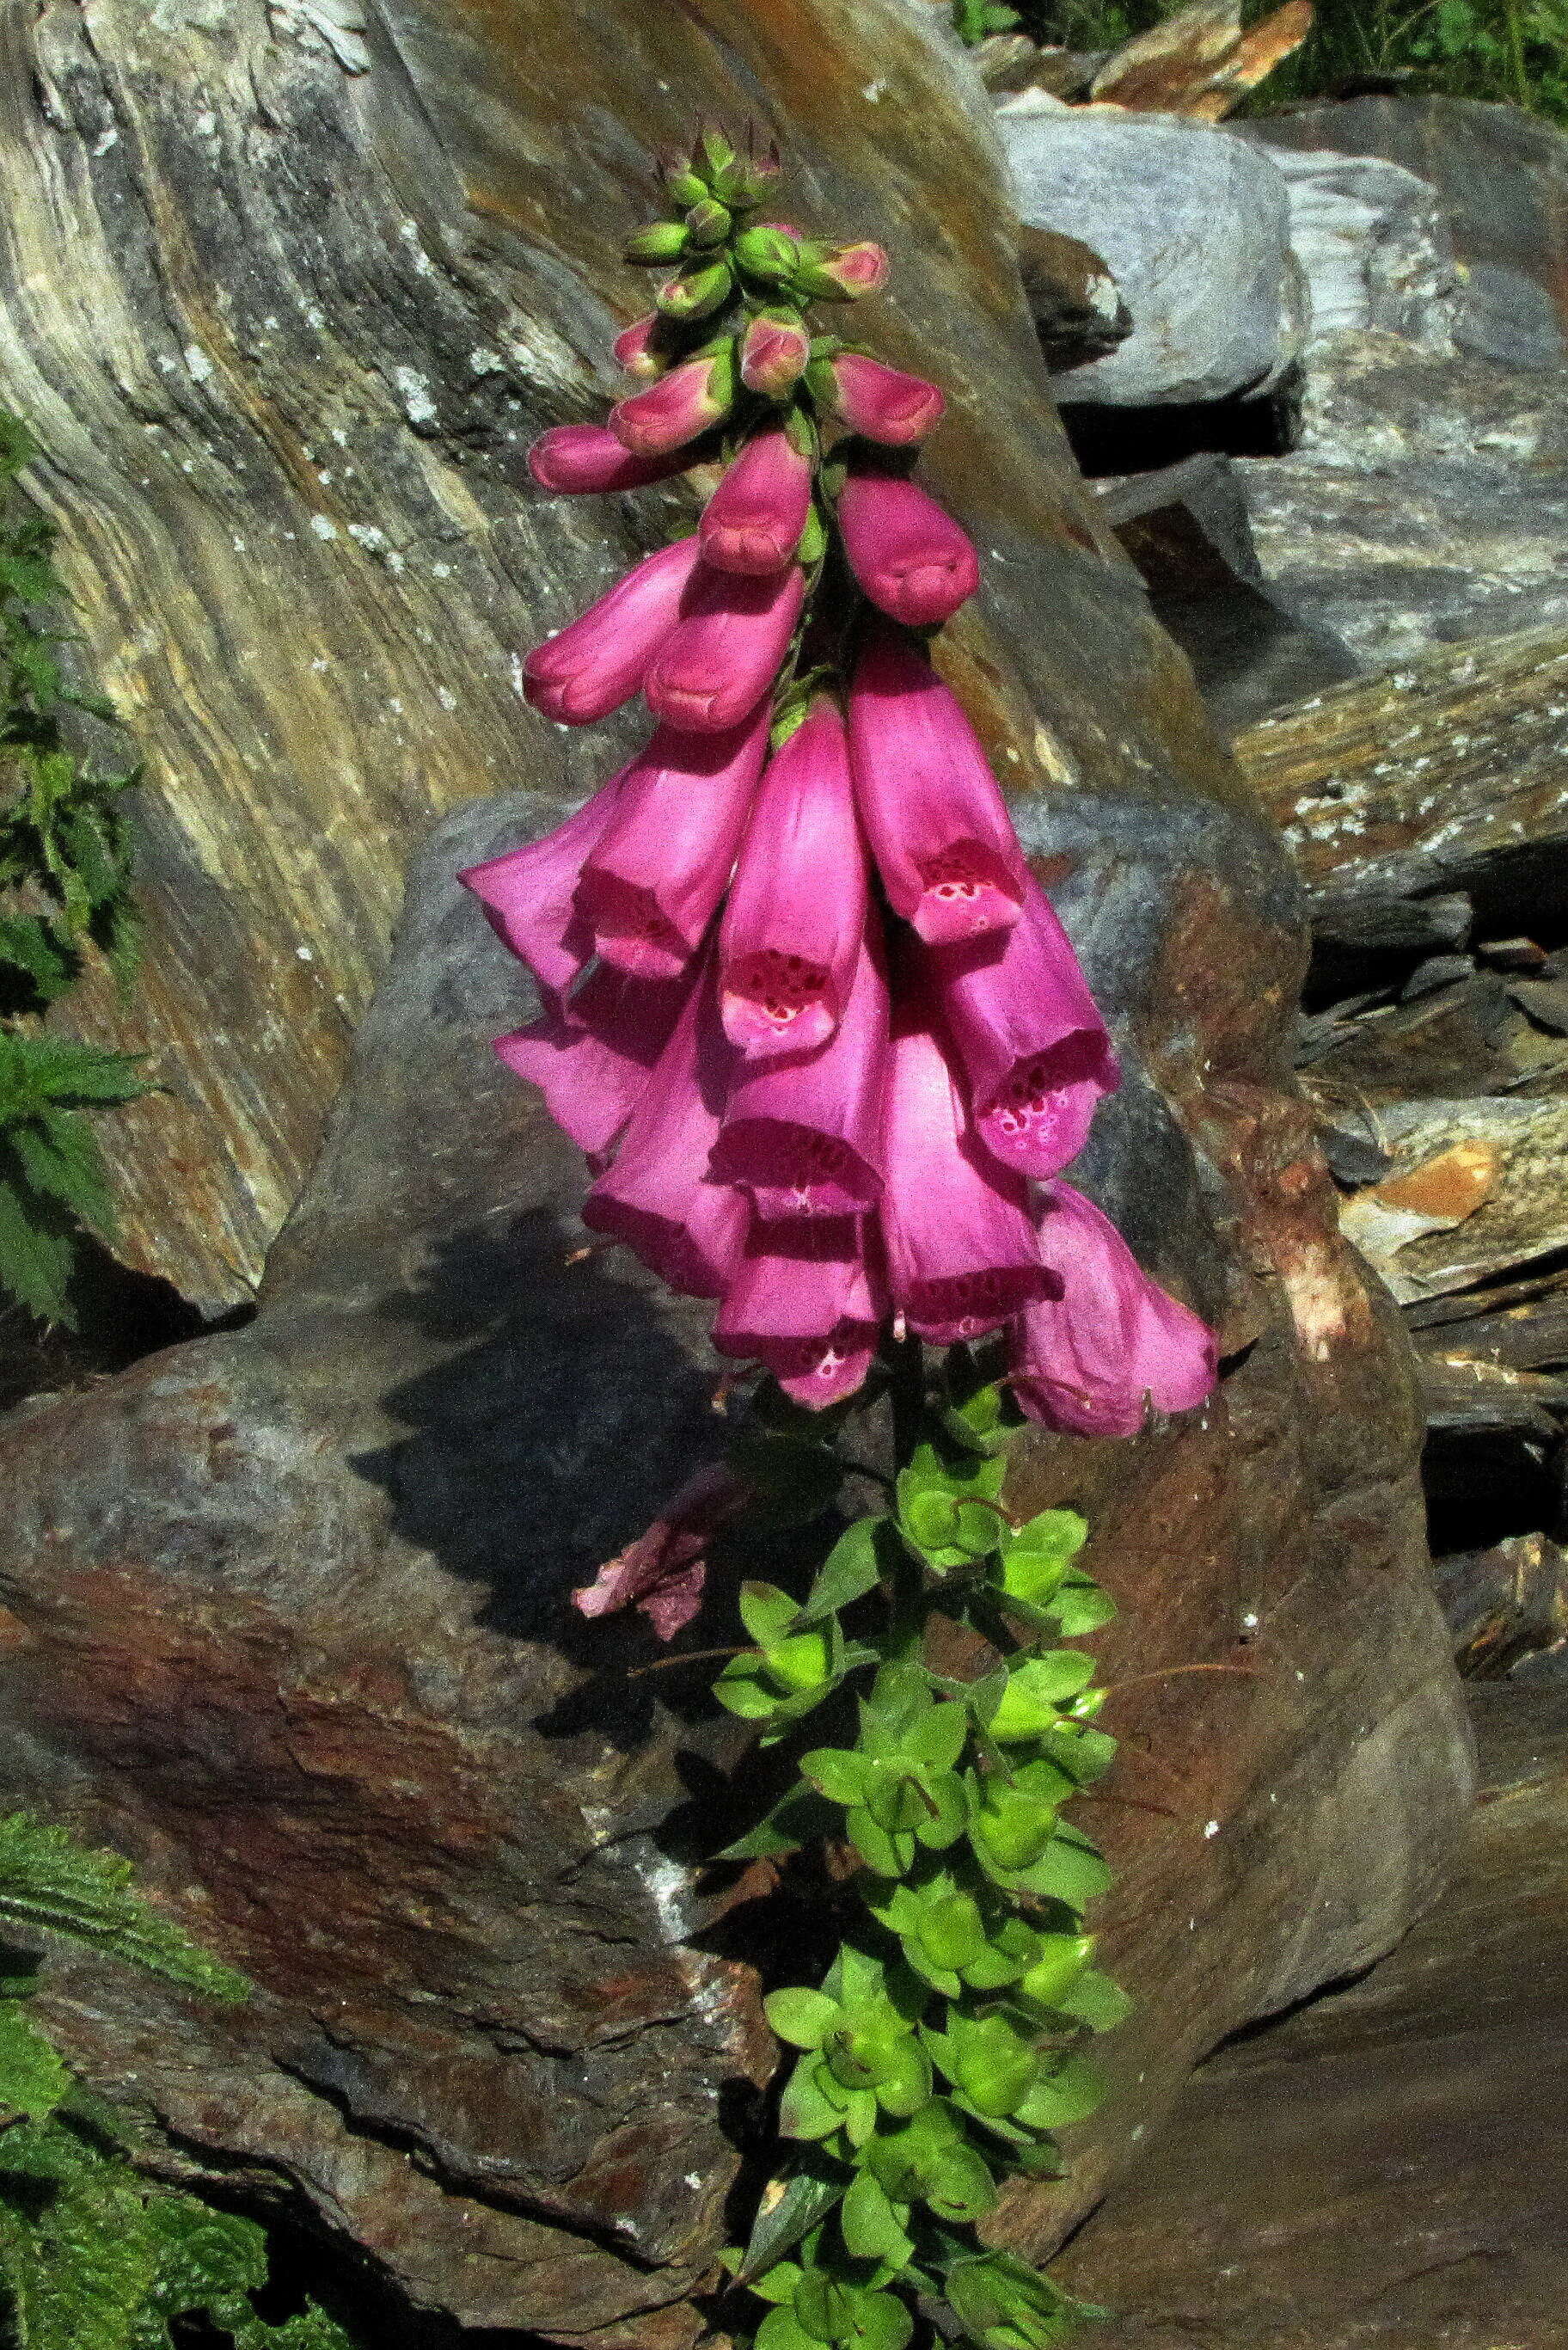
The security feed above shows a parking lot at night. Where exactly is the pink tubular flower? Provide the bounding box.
[1011,1185,1218,1437]
[710,932,888,1218]
[714,1216,883,1408]
[576,709,771,980]
[934,874,1119,1180]
[609,349,736,456]
[573,1462,754,1640]
[718,697,867,1058]
[494,964,689,1160]
[523,534,701,726]
[700,426,813,575]
[580,969,751,1298]
[527,425,685,494]
[837,465,980,628]
[847,623,1027,947]
[613,313,667,377]
[823,353,945,445]
[645,560,805,733]
[740,310,812,397]
[880,1022,1057,1343]
[458,786,616,1003]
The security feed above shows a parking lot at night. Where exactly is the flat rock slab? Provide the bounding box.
[1053,1677,1568,2347]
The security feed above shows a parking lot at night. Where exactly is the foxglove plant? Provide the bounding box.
[466,126,1219,2350]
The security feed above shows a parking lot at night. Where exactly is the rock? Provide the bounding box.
[1295,976,1527,1101]
[1232,334,1568,666]
[1253,95,1568,368]
[998,110,1304,407]
[1241,143,1459,347]
[1093,453,1360,732]
[1337,1097,1568,1305]
[1235,622,1568,936]
[1433,1534,1568,1676]
[1018,224,1132,373]
[1051,1676,1568,2347]
[1409,1276,1568,1371]
[1087,0,1313,120]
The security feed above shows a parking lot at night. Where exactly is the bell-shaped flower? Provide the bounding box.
[739,309,812,397]
[838,463,979,627]
[576,709,771,980]
[700,426,813,575]
[612,313,667,377]
[846,623,1026,947]
[933,875,1118,1180]
[522,534,701,726]
[527,424,686,495]
[458,783,616,1003]
[718,697,867,1058]
[820,353,945,445]
[714,1215,883,1408]
[580,968,750,1298]
[711,930,888,1218]
[1010,1185,1218,1437]
[493,964,689,1160]
[645,560,805,733]
[880,1021,1057,1344]
[609,347,737,456]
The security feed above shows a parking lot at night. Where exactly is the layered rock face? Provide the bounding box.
[0,3,1473,2341]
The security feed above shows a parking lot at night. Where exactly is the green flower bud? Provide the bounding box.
[734,224,804,285]
[685,198,732,248]
[625,220,689,267]
[656,261,734,321]
[663,168,708,209]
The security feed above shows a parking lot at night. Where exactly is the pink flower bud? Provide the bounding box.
[837,464,979,627]
[527,424,686,494]
[933,874,1119,1180]
[576,709,771,980]
[493,963,689,1160]
[609,348,737,457]
[581,968,751,1300]
[795,241,890,301]
[644,560,805,733]
[823,353,945,445]
[880,1020,1056,1345]
[740,310,812,397]
[847,624,1026,947]
[458,786,616,1004]
[613,314,667,378]
[714,1214,882,1409]
[700,426,813,575]
[711,933,888,1219]
[1010,1185,1218,1437]
[718,697,867,1059]
[522,535,701,727]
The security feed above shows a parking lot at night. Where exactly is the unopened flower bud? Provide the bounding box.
[684,198,732,248]
[613,313,667,378]
[793,240,891,302]
[626,220,689,267]
[695,123,737,181]
[739,307,812,396]
[733,224,804,285]
[610,344,738,455]
[710,156,761,209]
[818,351,946,443]
[663,164,708,209]
[656,260,734,321]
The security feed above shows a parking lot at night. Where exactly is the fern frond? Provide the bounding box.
[0,1816,249,2003]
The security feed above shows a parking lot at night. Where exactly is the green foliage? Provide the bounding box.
[0,1811,355,2350]
[0,409,144,1329]
[952,0,1024,44]
[718,1371,1125,2347]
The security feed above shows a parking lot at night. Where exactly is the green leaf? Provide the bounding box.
[0,1174,77,1324]
[843,1807,910,1877]
[734,2170,847,2287]
[1013,1825,1112,1909]
[0,2002,70,2122]
[778,2058,846,2143]
[799,1748,874,1808]
[987,1654,1097,1741]
[756,2307,820,2350]
[713,1664,785,1721]
[719,1789,836,1862]
[0,1813,250,2001]
[840,2169,913,2267]
[1046,1573,1118,1637]
[1057,1968,1133,2034]
[798,1517,890,1627]
[765,1989,840,2051]
[727,1431,843,1531]
[1015,2053,1106,2132]
[739,1582,804,1651]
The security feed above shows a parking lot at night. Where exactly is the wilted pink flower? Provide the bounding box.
[838,466,980,627]
[527,425,683,494]
[573,1462,754,1640]
[934,874,1119,1180]
[576,710,771,980]
[880,1021,1057,1343]
[523,534,701,726]
[740,310,812,397]
[700,426,814,575]
[494,964,689,1159]
[718,697,867,1058]
[847,623,1026,947]
[610,349,736,455]
[711,933,887,1218]
[714,1216,883,1408]
[458,786,616,1004]
[823,353,945,445]
[645,561,805,733]
[1011,1185,1218,1437]
[581,968,750,1298]
[613,313,667,377]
